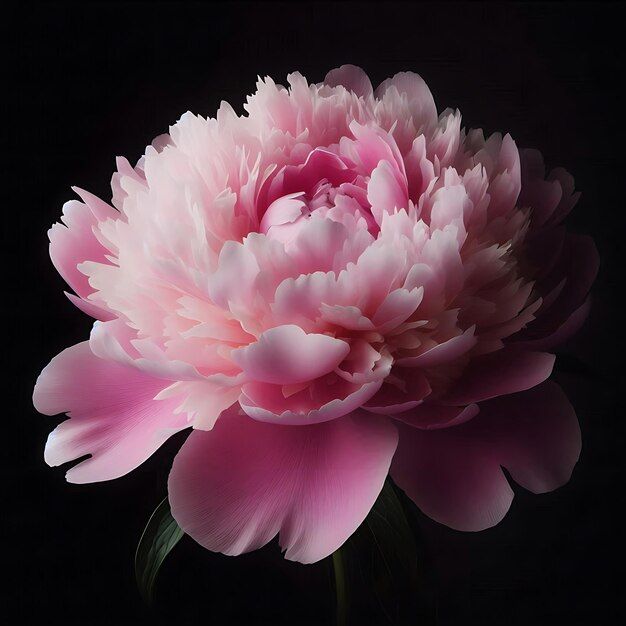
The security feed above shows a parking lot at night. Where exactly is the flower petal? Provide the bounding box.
[391,382,580,531]
[239,377,382,425]
[396,325,477,367]
[231,325,350,385]
[168,410,398,563]
[33,342,188,483]
[442,349,555,405]
[324,64,373,98]
[375,71,438,131]
[48,195,116,317]
[367,160,409,226]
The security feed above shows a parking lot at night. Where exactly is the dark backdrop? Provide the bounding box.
[3,2,624,625]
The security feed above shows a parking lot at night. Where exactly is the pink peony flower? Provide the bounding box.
[33,65,597,563]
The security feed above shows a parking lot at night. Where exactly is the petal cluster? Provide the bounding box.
[34,65,596,563]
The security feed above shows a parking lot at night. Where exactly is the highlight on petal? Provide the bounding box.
[168,410,398,563]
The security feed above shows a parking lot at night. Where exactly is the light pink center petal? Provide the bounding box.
[231,325,350,385]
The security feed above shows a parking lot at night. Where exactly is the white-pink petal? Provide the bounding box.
[33,342,187,483]
[231,325,350,385]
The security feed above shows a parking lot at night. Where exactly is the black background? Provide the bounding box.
[3,2,625,625]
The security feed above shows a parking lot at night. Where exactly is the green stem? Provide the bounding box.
[332,549,348,626]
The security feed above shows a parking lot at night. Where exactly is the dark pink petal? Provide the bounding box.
[33,342,188,483]
[168,411,398,563]
[521,234,599,343]
[516,298,592,351]
[363,371,432,415]
[391,382,580,531]
[442,349,555,405]
[394,402,479,430]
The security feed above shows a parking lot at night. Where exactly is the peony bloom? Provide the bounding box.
[34,65,597,564]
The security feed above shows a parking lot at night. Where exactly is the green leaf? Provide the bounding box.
[135,497,185,605]
[331,478,419,625]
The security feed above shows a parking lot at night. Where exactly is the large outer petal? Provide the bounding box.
[168,410,398,564]
[391,382,580,531]
[33,342,188,483]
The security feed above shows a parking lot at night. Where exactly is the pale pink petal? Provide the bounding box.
[48,198,115,299]
[207,241,260,310]
[89,319,203,381]
[367,160,409,225]
[372,287,424,334]
[375,71,438,131]
[239,377,382,425]
[287,218,351,272]
[154,380,240,430]
[168,411,398,563]
[319,303,375,331]
[33,342,188,483]
[231,325,350,385]
[64,292,115,321]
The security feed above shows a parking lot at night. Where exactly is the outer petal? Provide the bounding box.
[391,382,580,531]
[442,349,555,405]
[375,71,438,131]
[168,410,398,563]
[394,402,479,430]
[521,234,599,344]
[48,194,116,318]
[324,64,373,98]
[33,343,188,483]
